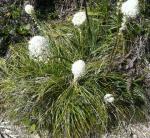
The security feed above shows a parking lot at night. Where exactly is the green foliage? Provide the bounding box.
[0,0,30,36]
[0,0,150,137]
[0,0,33,56]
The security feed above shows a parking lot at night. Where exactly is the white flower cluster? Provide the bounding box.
[119,0,139,33]
[71,12,86,81]
[121,0,139,18]
[104,94,114,103]
[28,36,49,61]
[71,60,86,81]
[25,4,34,15]
[72,11,86,26]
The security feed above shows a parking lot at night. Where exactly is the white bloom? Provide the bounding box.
[25,4,34,15]
[71,60,86,80]
[104,94,114,103]
[121,0,139,18]
[72,11,86,26]
[28,36,49,61]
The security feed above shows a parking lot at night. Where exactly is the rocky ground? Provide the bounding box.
[0,118,39,138]
[0,117,150,138]
[103,122,150,138]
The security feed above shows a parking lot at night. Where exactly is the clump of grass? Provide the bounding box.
[0,0,149,137]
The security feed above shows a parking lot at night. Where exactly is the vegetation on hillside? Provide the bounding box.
[0,0,150,137]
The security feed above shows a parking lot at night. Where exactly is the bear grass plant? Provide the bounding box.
[0,0,150,137]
